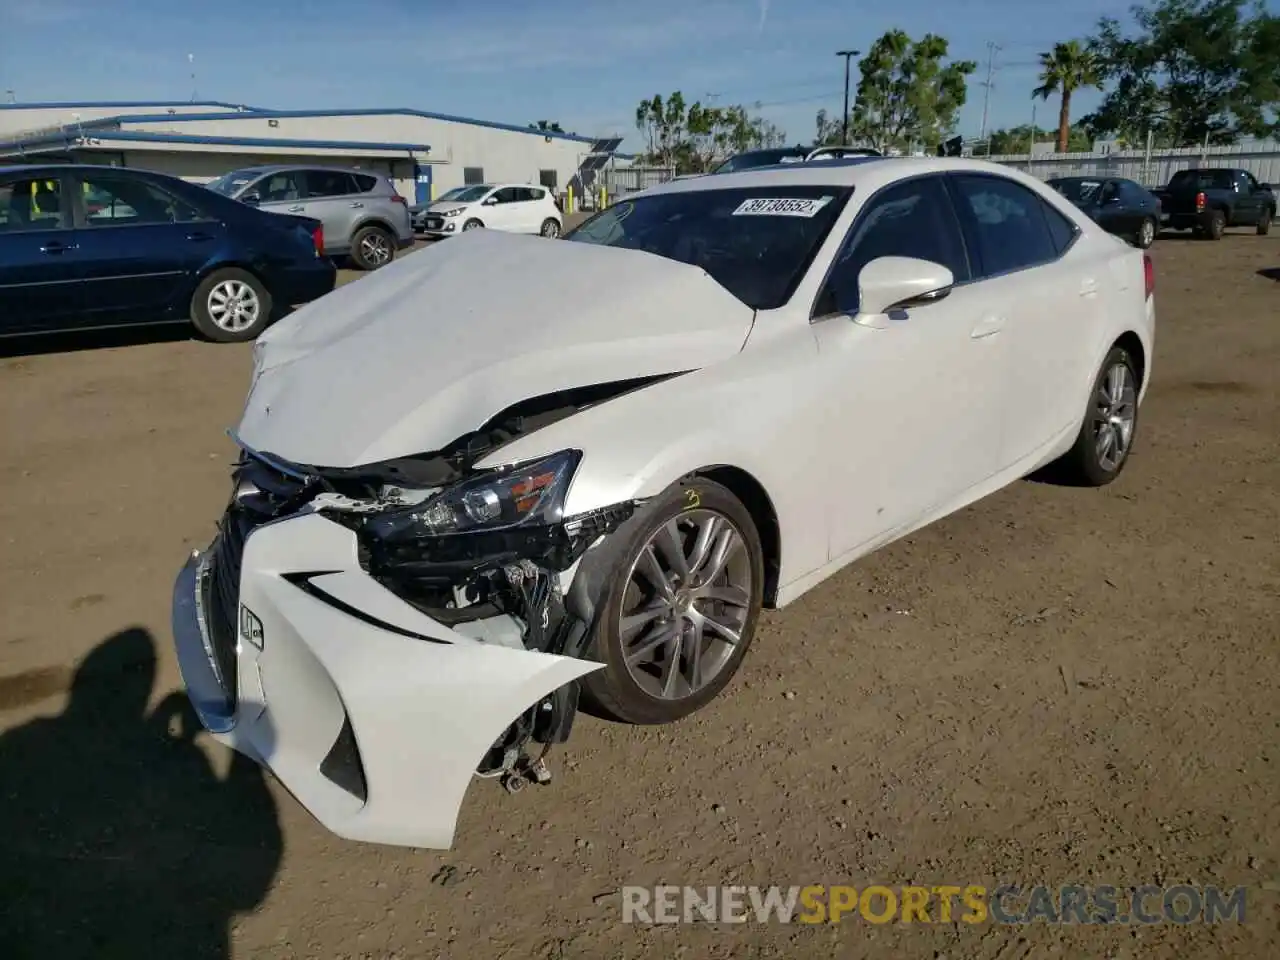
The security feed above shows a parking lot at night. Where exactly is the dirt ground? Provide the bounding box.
[1,231,1278,959]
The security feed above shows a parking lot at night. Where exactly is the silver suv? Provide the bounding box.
[206,165,414,270]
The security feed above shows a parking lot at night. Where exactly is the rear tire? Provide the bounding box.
[1258,207,1273,236]
[190,268,273,343]
[350,225,395,271]
[1204,209,1226,240]
[580,478,765,725]
[540,218,561,239]
[1135,217,1156,249]
[1054,346,1140,487]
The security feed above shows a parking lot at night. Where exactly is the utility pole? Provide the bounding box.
[836,49,859,145]
[979,41,1001,144]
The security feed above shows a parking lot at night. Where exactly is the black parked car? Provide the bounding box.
[1047,176,1163,249]
[1152,167,1274,240]
[0,164,336,342]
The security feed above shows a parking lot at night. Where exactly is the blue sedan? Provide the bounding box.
[0,164,336,342]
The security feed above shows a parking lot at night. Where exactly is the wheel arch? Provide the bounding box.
[688,465,783,608]
[1114,330,1146,388]
[353,218,398,239]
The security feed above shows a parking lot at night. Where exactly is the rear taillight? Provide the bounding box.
[1143,252,1154,299]
[312,225,324,256]
[390,194,407,206]
[1195,191,1206,212]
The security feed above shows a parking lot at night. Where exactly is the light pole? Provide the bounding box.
[836,49,859,145]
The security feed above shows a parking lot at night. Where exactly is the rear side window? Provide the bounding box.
[352,173,379,193]
[0,177,68,232]
[951,174,1059,277]
[1042,200,1079,254]
[306,170,357,197]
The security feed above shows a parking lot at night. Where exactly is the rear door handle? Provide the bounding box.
[186,231,213,242]
[970,315,1005,340]
[1079,278,1100,298]
[40,241,75,254]
[349,201,364,208]
[288,205,305,212]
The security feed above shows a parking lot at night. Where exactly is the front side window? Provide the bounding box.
[951,174,1059,278]
[565,185,853,310]
[78,175,204,226]
[0,177,67,232]
[252,172,303,203]
[819,175,969,315]
[205,170,258,196]
[492,187,520,203]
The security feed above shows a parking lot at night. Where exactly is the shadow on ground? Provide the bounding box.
[0,628,281,960]
[1258,267,1280,282]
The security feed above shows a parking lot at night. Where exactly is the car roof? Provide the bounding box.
[217,164,384,177]
[640,156,1053,197]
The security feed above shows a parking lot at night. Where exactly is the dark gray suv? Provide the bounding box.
[206,165,414,270]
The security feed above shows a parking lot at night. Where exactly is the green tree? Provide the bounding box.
[846,30,976,154]
[529,120,565,133]
[1032,40,1105,153]
[634,93,787,172]
[1085,0,1280,146]
[986,122,1092,154]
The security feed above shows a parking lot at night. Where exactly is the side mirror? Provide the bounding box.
[483,196,499,206]
[240,192,260,206]
[855,256,955,323]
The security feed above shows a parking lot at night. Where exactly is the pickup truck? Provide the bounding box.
[1153,167,1275,240]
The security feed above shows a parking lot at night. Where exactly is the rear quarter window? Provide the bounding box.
[353,174,379,192]
[1041,199,1079,254]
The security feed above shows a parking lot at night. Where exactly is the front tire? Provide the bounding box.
[190,268,273,343]
[351,225,395,270]
[581,478,765,725]
[1257,207,1273,236]
[462,218,484,231]
[1055,346,1140,487]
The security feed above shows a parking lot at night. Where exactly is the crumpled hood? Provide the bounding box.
[238,229,755,467]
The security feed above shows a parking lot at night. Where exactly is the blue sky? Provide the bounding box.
[0,0,1226,149]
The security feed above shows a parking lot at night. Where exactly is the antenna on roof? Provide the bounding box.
[4,90,14,104]
[188,53,198,102]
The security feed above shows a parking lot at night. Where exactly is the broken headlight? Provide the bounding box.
[365,449,581,542]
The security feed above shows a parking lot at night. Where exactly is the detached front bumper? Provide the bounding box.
[172,511,603,849]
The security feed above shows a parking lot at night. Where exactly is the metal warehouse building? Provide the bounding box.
[0,100,622,204]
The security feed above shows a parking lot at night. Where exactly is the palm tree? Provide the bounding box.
[1033,40,1103,153]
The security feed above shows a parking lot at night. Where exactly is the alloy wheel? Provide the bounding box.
[360,232,392,266]
[617,510,753,701]
[207,280,262,333]
[1094,362,1137,472]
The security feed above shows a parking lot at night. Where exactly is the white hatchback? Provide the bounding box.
[419,182,564,239]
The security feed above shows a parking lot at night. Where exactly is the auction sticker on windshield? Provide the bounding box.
[732,196,834,217]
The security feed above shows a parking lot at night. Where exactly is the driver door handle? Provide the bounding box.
[349,201,364,208]
[1079,278,1100,298]
[970,315,1005,340]
[288,205,305,212]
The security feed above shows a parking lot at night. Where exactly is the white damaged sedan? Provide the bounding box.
[173,157,1155,849]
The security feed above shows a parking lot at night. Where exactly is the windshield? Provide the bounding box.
[564,185,852,310]
[713,149,810,174]
[435,187,468,202]
[1049,178,1105,204]
[448,185,492,203]
[204,171,258,196]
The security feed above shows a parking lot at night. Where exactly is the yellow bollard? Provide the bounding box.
[599,186,607,209]
[567,185,575,215]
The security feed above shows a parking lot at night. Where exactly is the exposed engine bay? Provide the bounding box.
[223,375,678,793]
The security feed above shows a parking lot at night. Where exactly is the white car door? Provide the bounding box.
[482,187,523,232]
[810,174,1009,560]
[947,173,1104,468]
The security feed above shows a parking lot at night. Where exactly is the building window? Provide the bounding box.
[539,169,557,189]
[463,167,485,185]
